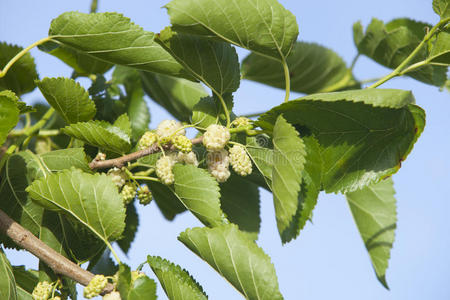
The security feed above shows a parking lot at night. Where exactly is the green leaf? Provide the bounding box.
[173,164,226,227]
[61,120,131,154]
[117,264,157,300]
[0,249,17,300]
[272,115,306,242]
[26,168,126,243]
[49,12,191,79]
[88,250,118,276]
[191,96,220,128]
[242,42,359,94]
[39,148,91,173]
[0,42,38,95]
[257,89,425,193]
[38,41,113,76]
[245,136,274,190]
[113,113,132,138]
[165,0,298,61]
[141,71,208,122]
[346,178,397,289]
[12,266,39,300]
[147,256,208,300]
[156,28,240,96]
[36,77,96,124]
[0,90,20,145]
[117,202,139,254]
[433,0,450,19]
[146,181,187,221]
[220,175,260,240]
[179,224,283,300]
[429,28,450,65]
[355,18,447,86]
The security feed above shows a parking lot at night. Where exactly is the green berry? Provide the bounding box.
[121,182,137,205]
[172,135,192,153]
[32,281,52,300]
[84,275,108,299]
[138,131,158,150]
[229,145,252,176]
[138,184,152,205]
[156,156,176,185]
[203,124,230,151]
[231,117,251,128]
[103,291,122,300]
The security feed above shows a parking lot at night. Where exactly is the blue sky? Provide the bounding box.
[1,0,449,299]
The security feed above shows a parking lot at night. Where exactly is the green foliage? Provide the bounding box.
[0,249,17,300]
[117,202,139,254]
[117,264,157,300]
[346,178,397,288]
[242,42,358,93]
[0,91,20,145]
[36,77,96,124]
[0,42,38,95]
[433,0,450,19]
[429,28,450,64]
[148,256,208,300]
[179,224,283,300]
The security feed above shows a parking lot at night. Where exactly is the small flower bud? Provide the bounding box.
[172,135,192,153]
[95,152,106,161]
[156,155,176,185]
[138,131,158,150]
[231,117,251,128]
[121,182,137,205]
[107,167,128,188]
[156,120,185,139]
[137,184,152,205]
[84,275,108,299]
[177,151,199,166]
[229,145,252,176]
[203,124,230,151]
[207,149,231,182]
[32,281,52,300]
[103,291,122,300]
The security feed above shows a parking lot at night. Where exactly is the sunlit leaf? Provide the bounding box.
[0,249,17,300]
[0,90,20,145]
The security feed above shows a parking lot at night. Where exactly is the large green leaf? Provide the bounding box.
[0,42,38,95]
[38,41,113,76]
[220,175,260,240]
[433,0,450,19]
[346,178,397,289]
[147,256,208,300]
[165,0,298,61]
[429,28,450,65]
[257,89,425,193]
[36,77,96,124]
[179,225,283,300]
[141,71,208,122]
[26,168,126,243]
[12,266,39,300]
[117,264,157,300]
[0,249,17,300]
[173,164,226,227]
[61,120,131,154]
[39,148,91,173]
[245,136,274,190]
[354,18,447,86]
[117,202,139,255]
[242,42,358,94]
[48,12,191,79]
[0,90,20,145]
[147,181,187,221]
[156,28,240,96]
[272,115,306,242]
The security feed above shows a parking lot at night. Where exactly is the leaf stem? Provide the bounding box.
[9,129,60,138]
[21,107,55,148]
[133,175,160,183]
[215,93,231,127]
[105,241,121,264]
[90,0,98,13]
[0,37,51,78]
[368,17,450,89]
[0,145,17,171]
[350,53,360,71]
[281,57,291,102]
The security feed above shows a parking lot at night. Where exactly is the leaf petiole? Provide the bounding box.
[281,57,291,102]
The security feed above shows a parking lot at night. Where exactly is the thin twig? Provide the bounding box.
[0,208,114,294]
[89,137,204,170]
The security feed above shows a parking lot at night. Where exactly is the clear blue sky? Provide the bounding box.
[1,0,449,299]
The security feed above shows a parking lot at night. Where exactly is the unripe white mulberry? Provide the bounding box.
[231,117,251,128]
[32,281,52,300]
[172,135,192,153]
[207,149,231,182]
[103,291,122,300]
[203,124,230,151]
[156,156,176,185]
[121,182,137,205]
[107,167,128,188]
[95,152,106,161]
[156,120,185,139]
[84,275,107,299]
[229,145,252,176]
[177,151,199,166]
[138,131,158,150]
[137,184,152,205]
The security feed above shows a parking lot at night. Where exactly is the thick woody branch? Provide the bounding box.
[89,136,204,170]
[0,208,114,294]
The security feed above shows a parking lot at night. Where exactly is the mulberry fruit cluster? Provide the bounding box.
[229,145,252,176]
[203,124,230,151]
[156,120,185,139]
[121,182,137,205]
[32,281,52,300]
[107,167,128,188]
[207,149,231,182]
[172,135,192,153]
[177,151,199,166]
[138,131,158,150]
[84,275,108,299]
[138,184,152,205]
[231,117,251,128]
[103,291,122,300]
[156,155,176,185]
